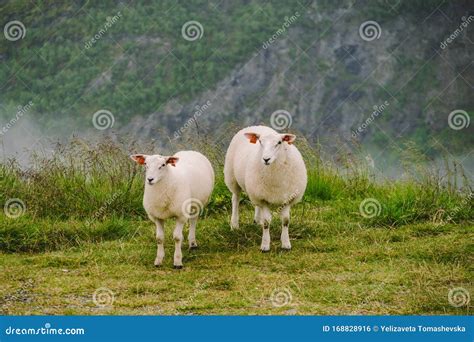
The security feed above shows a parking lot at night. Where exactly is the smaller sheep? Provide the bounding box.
[224,125,307,252]
[131,151,214,268]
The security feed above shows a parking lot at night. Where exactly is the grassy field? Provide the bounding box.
[0,137,473,315]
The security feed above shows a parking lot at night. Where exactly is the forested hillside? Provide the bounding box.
[1,0,473,157]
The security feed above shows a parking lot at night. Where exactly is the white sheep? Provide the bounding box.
[131,151,214,268]
[224,125,307,252]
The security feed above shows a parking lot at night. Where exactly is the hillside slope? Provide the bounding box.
[1,0,473,155]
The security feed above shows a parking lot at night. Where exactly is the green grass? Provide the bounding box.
[0,209,472,315]
[0,137,473,315]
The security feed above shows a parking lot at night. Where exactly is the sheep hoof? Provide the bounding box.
[173,265,183,269]
[280,247,292,252]
[260,248,270,253]
[189,244,198,250]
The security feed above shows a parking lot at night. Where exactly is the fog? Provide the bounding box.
[1,112,472,187]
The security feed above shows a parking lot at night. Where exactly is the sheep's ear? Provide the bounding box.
[244,132,260,144]
[130,154,146,165]
[281,134,296,145]
[166,156,179,167]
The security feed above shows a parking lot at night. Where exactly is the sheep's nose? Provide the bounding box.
[147,177,154,183]
[263,158,270,164]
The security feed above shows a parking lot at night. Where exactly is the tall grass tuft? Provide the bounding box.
[1,135,472,229]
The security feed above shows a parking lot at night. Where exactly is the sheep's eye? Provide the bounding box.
[162,164,166,167]
[278,141,282,145]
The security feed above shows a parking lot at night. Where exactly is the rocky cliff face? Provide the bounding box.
[123,1,473,155]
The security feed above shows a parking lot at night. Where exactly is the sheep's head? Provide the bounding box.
[130,154,179,185]
[244,132,296,166]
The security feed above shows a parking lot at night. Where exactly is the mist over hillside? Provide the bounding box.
[1,0,473,176]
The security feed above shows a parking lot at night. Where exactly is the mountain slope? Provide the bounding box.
[1,0,473,156]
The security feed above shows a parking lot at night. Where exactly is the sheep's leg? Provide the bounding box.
[253,206,261,224]
[230,190,241,229]
[154,219,165,267]
[173,219,185,269]
[188,217,198,249]
[260,206,272,252]
[280,205,292,250]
